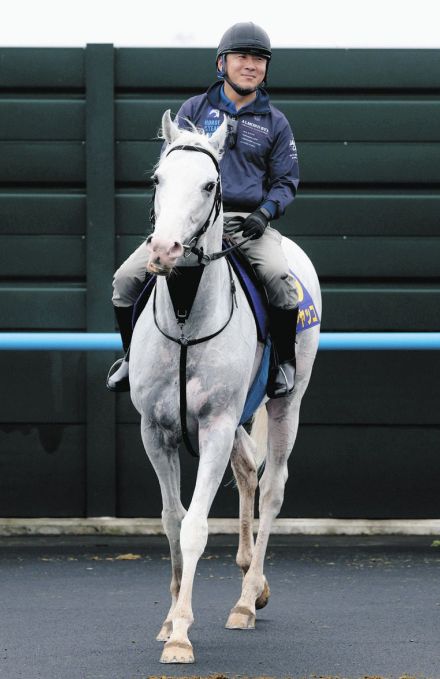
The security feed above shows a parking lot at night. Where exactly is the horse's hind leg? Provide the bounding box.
[230,422,271,613]
[140,421,186,642]
[226,396,300,630]
[231,426,258,577]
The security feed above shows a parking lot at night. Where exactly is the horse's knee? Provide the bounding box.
[180,511,208,557]
[259,468,288,517]
[162,507,185,538]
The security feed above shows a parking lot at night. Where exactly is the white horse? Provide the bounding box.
[129,110,322,664]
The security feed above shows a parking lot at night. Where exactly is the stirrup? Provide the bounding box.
[106,357,130,392]
[267,359,296,399]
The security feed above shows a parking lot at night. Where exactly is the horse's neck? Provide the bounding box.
[155,216,231,336]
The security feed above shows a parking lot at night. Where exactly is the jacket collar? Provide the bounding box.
[206,81,271,115]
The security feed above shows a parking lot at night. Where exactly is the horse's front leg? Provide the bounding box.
[160,416,236,664]
[226,396,300,629]
[140,419,186,642]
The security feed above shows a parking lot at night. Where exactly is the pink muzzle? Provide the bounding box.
[146,235,184,274]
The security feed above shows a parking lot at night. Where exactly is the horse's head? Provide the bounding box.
[146,110,228,275]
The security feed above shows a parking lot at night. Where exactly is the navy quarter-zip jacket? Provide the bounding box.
[175,81,299,219]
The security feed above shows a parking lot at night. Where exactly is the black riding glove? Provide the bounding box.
[241,208,270,240]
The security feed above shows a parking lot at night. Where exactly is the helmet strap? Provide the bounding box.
[218,55,268,96]
[224,73,258,96]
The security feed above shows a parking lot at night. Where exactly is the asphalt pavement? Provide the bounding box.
[1,534,439,679]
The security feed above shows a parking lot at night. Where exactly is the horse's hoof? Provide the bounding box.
[160,640,194,664]
[156,621,172,641]
[225,605,256,630]
[255,576,271,610]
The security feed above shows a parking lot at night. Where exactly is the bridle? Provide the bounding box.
[149,143,253,264]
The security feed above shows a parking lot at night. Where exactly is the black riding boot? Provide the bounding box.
[106,306,134,392]
[267,306,299,399]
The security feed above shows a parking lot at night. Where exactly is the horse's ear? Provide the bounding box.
[209,116,228,154]
[161,109,180,144]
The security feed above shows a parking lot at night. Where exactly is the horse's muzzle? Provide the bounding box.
[146,236,184,274]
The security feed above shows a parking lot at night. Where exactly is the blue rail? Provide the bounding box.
[0,332,440,351]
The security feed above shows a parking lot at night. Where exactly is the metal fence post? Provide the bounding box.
[85,44,116,516]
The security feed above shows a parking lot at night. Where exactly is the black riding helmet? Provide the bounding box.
[217,22,272,61]
[216,22,272,96]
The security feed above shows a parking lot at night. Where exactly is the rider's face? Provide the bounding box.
[220,53,267,89]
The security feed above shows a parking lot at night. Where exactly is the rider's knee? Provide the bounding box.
[262,267,299,309]
[112,264,142,307]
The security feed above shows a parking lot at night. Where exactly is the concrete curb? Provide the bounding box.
[1,517,440,536]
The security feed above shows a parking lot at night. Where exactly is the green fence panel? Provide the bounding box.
[117,235,440,279]
[322,284,440,330]
[302,352,440,425]
[282,424,440,519]
[0,192,86,235]
[270,49,440,90]
[114,190,440,237]
[115,140,440,185]
[0,425,86,517]
[0,352,86,422]
[0,142,85,184]
[116,98,440,142]
[286,191,440,237]
[0,284,86,329]
[0,235,85,277]
[0,100,85,141]
[0,48,84,89]
[115,48,440,90]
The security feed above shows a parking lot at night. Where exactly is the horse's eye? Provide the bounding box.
[204,181,215,192]
[152,175,159,185]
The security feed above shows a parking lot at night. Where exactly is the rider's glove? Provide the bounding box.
[241,207,271,240]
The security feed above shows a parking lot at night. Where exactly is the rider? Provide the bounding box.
[107,22,300,398]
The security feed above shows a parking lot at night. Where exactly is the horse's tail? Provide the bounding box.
[250,405,268,470]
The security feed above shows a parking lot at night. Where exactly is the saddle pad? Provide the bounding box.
[239,339,271,425]
[290,270,321,334]
[226,246,268,341]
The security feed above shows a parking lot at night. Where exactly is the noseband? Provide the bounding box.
[149,143,252,264]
